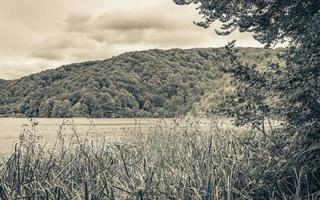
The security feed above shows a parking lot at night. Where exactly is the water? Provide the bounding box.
[0,118,229,156]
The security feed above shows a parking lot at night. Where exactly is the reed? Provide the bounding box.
[0,119,319,199]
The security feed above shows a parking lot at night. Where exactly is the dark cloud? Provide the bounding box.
[0,0,264,79]
[66,13,92,32]
[29,34,99,60]
[61,6,215,47]
[30,5,216,61]
[30,51,62,61]
[92,12,176,31]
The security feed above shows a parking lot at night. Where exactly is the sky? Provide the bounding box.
[0,0,263,80]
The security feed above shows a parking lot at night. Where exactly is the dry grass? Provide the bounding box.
[0,118,319,199]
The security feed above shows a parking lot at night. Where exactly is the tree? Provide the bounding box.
[0,47,281,118]
[174,0,320,143]
[69,91,81,106]
[39,98,55,117]
[82,93,96,116]
[71,102,86,116]
[174,0,320,197]
[52,100,72,117]
[99,92,116,117]
[0,92,8,115]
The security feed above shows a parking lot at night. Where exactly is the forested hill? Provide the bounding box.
[0,48,279,118]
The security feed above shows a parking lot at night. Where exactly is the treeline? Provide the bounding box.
[0,48,279,118]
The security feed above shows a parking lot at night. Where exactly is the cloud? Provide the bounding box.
[65,13,92,32]
[0,59,66,80]
[30,33,100,60]
[91,11,178,31]
[0,0,263,79]
[0,0,65,31]
[30,4,217,61]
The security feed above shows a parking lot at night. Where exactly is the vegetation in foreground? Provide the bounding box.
[0,119,319,199]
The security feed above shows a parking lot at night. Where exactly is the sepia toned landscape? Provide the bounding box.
[0,0,319,199]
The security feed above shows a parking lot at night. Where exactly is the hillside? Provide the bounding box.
[0,48,280,118]
[0,79,7,89]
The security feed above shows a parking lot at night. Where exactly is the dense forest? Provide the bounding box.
[0,48,279,118]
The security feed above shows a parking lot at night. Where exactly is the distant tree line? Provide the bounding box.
[0,48,278,118]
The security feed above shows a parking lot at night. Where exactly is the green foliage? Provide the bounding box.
[0,48,278,118]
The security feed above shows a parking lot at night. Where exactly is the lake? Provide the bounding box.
[0,118,233,156]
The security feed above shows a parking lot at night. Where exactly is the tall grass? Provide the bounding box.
[0,119,319,199]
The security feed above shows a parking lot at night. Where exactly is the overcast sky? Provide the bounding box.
[0,0,263,80]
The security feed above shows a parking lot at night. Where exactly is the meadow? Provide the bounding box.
[0,118,318,199]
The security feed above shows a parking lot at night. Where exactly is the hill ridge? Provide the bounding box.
[0,47,280,118]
